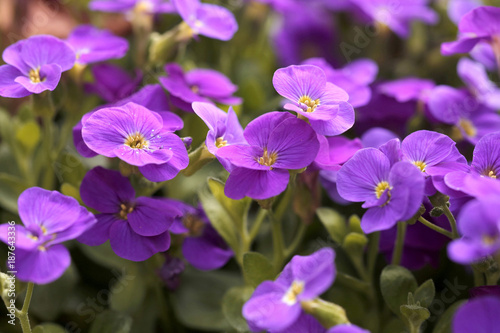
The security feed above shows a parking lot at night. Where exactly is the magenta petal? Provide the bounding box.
[2,40,30,73]
[321,82,349,103]
[77,214,119,246]
[242,281,301,332]
[193,3,238,41]
[109,222,171,261]
[187,69,237,98]
[0,65,31,98]
[273,65,327,102]
[15,63,62,94]
[0,224,40,250]
[244,111,295,148]
[224,168,289,200]
[309,101,355,136]
[401,130,455,167]
[441,36,483,55]
[453,296,500,333]
[127,197,180,236]
[15,245,71,284]
[20,35,75,71]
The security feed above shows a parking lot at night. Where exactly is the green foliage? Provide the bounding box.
[222,286,254,332]
[33,323,67,333]
[88,310,133,333]
[316,207,348,244]
[242,252,275,287]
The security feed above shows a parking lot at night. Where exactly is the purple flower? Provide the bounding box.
[427,86,500,144]
[453,296,500,333]
[77,167,181,261]
[337,148,425,233]
[85,63,142,103]
[361,127,399,149]
[160,63,241,112]
[349,0,438,38]
[172,0,238,41]
[327,324,370,333]
[158,254,185,290]
[442,6,500,56]
[217,112,320,200]
[65,25,129,65]
[457,58,500,110]
[377,77,435,104]
[192,102,246,171]
[447,0,482,25]
[273,65,355,136]
[0,188,95,284]
[273,313,325,333]
[303,58,378,108]
[81,102,188,182]
[89,0,175,14]
[0,35,75,98]
[242,248,335,332]
[470,41,497,71]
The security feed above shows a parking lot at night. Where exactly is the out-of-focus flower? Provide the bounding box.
[327,324,370,333]
[0,188,96,284]
[77,167,181,261]
[349,0,438,38]
[81,102,188,182]
[192,102,246,171]
[158,254,185,290]
[337,148,425,233]
[441,6,500,57]
[65,25,129,65]
[172,0,238,41]
[89,0,175,15]
[447,0,482,25]
[160,63,242,112]
[217,112,320,200]
[273,65,355,136]
[85,63,143,103]
[0,35,75,98]
[470,41,497,71]
[457,58,500,110]
[242,248,335,332]
[303,58,378,108]
[452,296,500,333]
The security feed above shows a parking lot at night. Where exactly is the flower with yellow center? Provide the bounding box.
[215,137,228,148]
[298,95,321,113]
[413,161,427,172]
[118,203,135,220]
[459,119,477,138]
[29,68,43,83]
[257,148,278,170]
[125,132,148,149]
[375,181,391,199]
[282,280,305,305]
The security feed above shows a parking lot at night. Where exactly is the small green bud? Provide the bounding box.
[430,207,444,217]
[348,215,364,234]
[301,299,350,328]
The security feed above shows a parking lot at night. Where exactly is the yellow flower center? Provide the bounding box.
[298,95,320,113]
[413,161,427,172]
[134,0,153,13]
[257,148,278,169]
[375,181,391,199]
[191,85,200,94]
[118,203,134,220]
[282,280,305,305]
[215,137,228,148]
[183,214,205,237]
[29,68,43,83]
[125,132,148,149]
[459,119,477,138]
[482,235,496,246]
[488,170,497,179]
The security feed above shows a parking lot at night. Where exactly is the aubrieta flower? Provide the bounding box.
[470,41,497,71]
[0,35,75,98]
[217,112,320,200]
[81,102,188,182]
[85,63,143,103]
[273,64,355,136]
[441,6,500,56]
[0,188,96,284]
[452,296,500,333]
[349,0,438,38]
[65,25,129,65]
[337,148,425,233]
[242,248,335,332]
[77,167,181,261]
[172,0,238,41]
[192,102,246,171]
[303,58,378,108]
[457,58,500,110]
[447,196,500,264]
[168,200,233,270]
[89,0,175,15]
[447,0,482,25]
[160,63,242,112]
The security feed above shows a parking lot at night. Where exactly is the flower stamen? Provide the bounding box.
[125,132,148,149]
[298,96,320,113]
[282,280,304,305]
[257,148,278,169]
[118,203,135,220]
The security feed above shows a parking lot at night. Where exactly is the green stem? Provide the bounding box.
[442,205,459,239]
[270,210,285,272]
[16,282,34,333]
[284,223,307,258]
[367,232,380,280]
[249,208,267,242]
[417,216,453,239]
[472,267,484,287]
[391,222,407,266]
[41,115,56,189]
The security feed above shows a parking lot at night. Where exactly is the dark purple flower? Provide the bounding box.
[89,0,175,14]
[65,25,129,65]
[217,112,320,200]
[303,58,378,108]
[273,312,325,333]
[349,0,438,38]
[81,102,188,182]
[192,102,246,171]
[469,286,500,299]
[273,65,355,136]
[77,167,181,261]
[172,0,238,41]
[337,148,425,233]
[453,296,500,333]
[85,63,142,103]
[0,188,95,284]
[0,35,75,98]
[158,254,185,290]
[160,63,241,112]
[242,248,335,332]
[442,6,500,56]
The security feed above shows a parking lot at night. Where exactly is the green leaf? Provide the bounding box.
[414,279,435,308]
[432,301,466,333]
[33,323,66,333]
[380,265,418,317]
[208,177,251,230]
[15,120,40,152]
[199,188,239,253]
[89,310,132,333]
[60,183,82,203]
[171,268,241,331]
[109,266,146,314]
[0,173,27,213]
[53,151,86,186]
[222,286,254,332]
[242,252,275,288]
[400,304,430,332]
[316,207,347,244]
